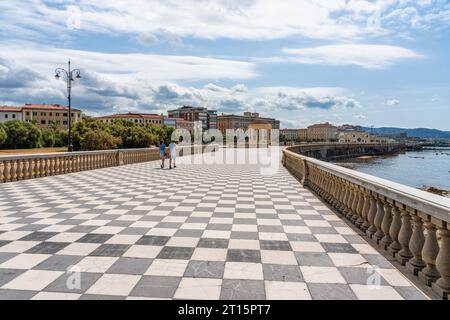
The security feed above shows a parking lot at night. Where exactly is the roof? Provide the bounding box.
[96,113,162,120]
[0,106,22,112]
[308,122,336,129]
[22,104,81,112]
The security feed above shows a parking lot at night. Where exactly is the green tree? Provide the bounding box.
[0,124,7,148]
[41,128,56,147]
[3,120,42,149]
[54,130,68,148]
[80,131,122,151]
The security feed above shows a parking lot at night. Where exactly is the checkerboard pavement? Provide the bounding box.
[0,151,429,300]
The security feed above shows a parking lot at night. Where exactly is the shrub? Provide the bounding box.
[0,124,6,147]
[41,128,56,147]
[54,130,68,148]
[3,120,42,149]
[79,130,122,151]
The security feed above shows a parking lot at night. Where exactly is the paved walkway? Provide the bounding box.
[0,151,428,299]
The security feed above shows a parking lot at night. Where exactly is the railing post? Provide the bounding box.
[388,202,402,256]
[419,217,441,286]
[373,194,385,244]
[397,206,414,265]
[432,225,450,299]
[406,211,426,275]
[380,198,393,250]
[366,191,378,238]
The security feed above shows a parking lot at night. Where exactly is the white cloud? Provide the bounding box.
[386,98,400,106]
[1,0,449,43]
[282,44,424,69]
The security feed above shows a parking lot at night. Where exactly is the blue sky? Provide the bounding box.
[0,0,449,130]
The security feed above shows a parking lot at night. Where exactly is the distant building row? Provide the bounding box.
[280,123,392,143]
[0,104,82,130]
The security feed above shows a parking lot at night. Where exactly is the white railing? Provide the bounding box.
[283,147,450,299]
[0,145,216,183]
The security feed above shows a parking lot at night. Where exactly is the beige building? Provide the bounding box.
[218,112,280,134]
[280,129,301,141]
[96,113,163,126]
[299,128,308,142]
[0,104,82,130]
[338,131,371,143]
[22,104,82,130]
[307,122,338,142]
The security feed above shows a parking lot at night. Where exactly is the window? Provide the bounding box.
[4,114,8,119]
[41,112,46,116]
[41,120,46,125]
[56,113,60,116]
[63,113,68,117]
[33,112,38,116]
[26,111,30,116]
[12,114,15,119]
[63,121,68,125]
[49,112,53,116]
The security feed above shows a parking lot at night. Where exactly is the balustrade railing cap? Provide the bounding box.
[0,144,216,161]
[283,147,450,223]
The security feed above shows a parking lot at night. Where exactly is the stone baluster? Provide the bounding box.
[366,192,378,237]
[373,195,385,244]
[335,179,346,215]
[397,206,414,265]
[355,187,365,227]
[10,160,17,181]
[406,212,426,275]
[418,217,441,286]
[359,189,370,231]
[58,157,63,175]
[388,203,402,256]
[38,158,44,177]
[432,226,450,299]
[16,160,23,180]
[21,159,28,180]
[380,199,393,250]
[345,185,354,219]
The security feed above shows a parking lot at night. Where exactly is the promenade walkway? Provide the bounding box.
[0,150,429,299]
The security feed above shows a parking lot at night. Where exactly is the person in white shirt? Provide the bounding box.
[169,140,177,169]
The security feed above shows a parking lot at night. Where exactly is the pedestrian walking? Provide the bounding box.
[169,140,177,169]
[159,141,166,168]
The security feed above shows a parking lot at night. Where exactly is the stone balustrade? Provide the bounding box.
[0,145,215,183]
[283,147,450,299]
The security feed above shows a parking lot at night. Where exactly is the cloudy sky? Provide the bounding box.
[0,0,449,130]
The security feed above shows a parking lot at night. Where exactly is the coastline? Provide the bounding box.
[333,151,450,199]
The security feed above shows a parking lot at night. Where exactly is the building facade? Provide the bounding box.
[168,106,217,130]
[163,117,196,133]
[280,129,301,141]
[21,104,82,130]
[0,104,82,130]
[299,128,308,142]
[217,112,280,134]
[0,106,23,123]
[96,113,163,126]
[338,131,371,143]
[307,122,338,142]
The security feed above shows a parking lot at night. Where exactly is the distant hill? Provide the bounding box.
[361,127,450,139]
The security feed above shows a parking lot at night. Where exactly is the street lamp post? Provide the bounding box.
[55,60,81,152]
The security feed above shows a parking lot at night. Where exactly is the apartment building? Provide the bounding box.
[306,122,338,142]
[280,128,301,141]
[168,106,217,130]
[96,113,163,126]
[217,112,280,134]
[0,104,82,130]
